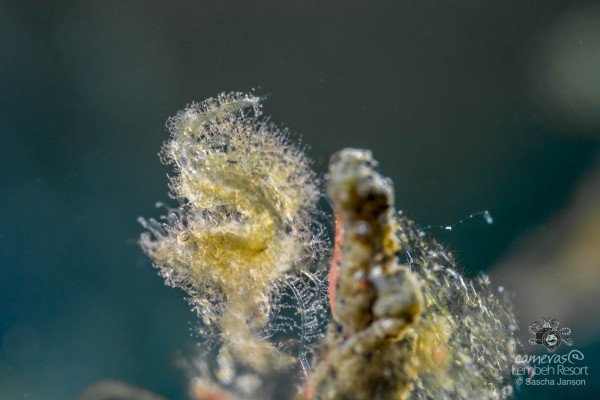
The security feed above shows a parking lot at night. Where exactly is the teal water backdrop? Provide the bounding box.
[1,1,599,399]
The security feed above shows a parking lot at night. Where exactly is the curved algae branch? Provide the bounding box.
[81,92,518,400]
[138,92,327,375]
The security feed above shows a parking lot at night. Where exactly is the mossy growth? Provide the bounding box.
[134,92,517,400]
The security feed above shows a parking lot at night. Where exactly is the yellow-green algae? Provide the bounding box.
[138,92,518,400]
[139,92,324,373]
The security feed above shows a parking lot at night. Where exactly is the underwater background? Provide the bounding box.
[1,0,599,399]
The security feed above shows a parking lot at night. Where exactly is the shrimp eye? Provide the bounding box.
[177,232,191,244]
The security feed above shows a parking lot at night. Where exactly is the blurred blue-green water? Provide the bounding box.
[1,1,599,399]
